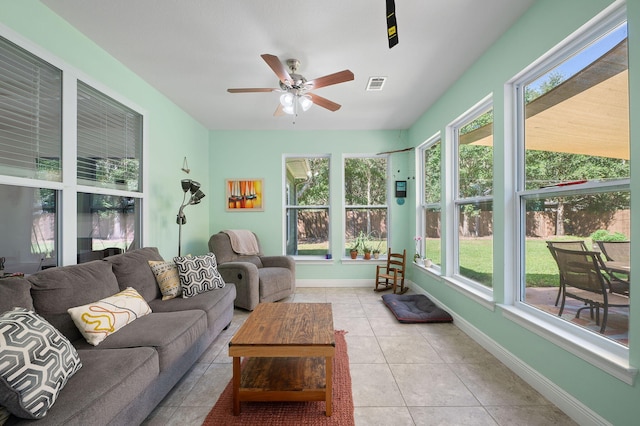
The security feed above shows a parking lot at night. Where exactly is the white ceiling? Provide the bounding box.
[42,0,535,131]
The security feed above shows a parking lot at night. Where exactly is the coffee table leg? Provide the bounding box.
[233,356,241,415]
[325,356,333,416]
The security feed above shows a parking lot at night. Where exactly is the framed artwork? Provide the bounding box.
[226,179,264,211]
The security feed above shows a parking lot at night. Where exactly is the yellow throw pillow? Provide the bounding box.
[148,260,182,300]
[67,287,151,346]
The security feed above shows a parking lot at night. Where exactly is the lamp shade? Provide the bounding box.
[299,95,313,111]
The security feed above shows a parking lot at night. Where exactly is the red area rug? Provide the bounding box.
[202,330,354,426]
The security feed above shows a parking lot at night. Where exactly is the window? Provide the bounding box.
[419,135,442,267]
[284,156,330,256]
[0,32,145,269]
[0,36,62,181]
[451,98,493,289]
[0,184,58,273]
[344,156,388,257]
[0,35,62,273]
[517,19,629,346]
[76,82,143,261]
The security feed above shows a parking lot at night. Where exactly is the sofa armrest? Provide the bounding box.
[217,262,260,310]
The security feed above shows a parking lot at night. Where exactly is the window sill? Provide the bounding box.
[501,304,637,385]
[341,257,386,264]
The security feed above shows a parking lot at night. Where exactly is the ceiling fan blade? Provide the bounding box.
[308,93,341,112]
[306,70,354,90]
[227,88,277,93]
[273,104,286,117]
[261,54,293,87]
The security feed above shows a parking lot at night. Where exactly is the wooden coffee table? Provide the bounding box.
[228,303,335,416]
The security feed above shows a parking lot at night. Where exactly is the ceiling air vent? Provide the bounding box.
[366,76,387,91]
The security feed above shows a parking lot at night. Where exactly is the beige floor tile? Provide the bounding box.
[334,316,374,336]
[331,301,366,318]
[428,333,497,364]
[350,363,405,407]
[345,335,387,363]
[485,405,579,426]
[409,406,499,425]
[450,361,551,406]
[355,406,415,426]
[390,363,481,407]
[369,317,425,337]
[377,335,444,364]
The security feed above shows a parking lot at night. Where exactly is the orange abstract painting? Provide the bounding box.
[226,179,264,211]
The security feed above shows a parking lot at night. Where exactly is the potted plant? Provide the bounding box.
[363,245,372,260]
[349,244,359,259]
[372,248,381,260]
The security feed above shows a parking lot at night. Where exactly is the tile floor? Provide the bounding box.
[143,287,577,425]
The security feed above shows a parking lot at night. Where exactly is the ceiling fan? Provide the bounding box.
[227,54,354,116]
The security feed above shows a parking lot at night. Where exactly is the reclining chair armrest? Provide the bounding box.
[217,262,260,311]
[260,255,295,271]
[260,255,296,294]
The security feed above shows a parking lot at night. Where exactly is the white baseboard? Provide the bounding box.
[296,278,373,288]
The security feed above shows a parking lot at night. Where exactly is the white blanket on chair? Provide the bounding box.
[223,230,259,255]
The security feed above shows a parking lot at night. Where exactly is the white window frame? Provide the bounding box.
[0,23,148,266]
[417,132,442,273]
[501,2,635,384]
[342,153,390,260]
[445,94,494,303]
[282,154,331,260]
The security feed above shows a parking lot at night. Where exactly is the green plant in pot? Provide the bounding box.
[363,244,372,260]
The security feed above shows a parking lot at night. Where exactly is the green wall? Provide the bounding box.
[406,0,638,424]
[208,130,410,280]
[0,0,211,259]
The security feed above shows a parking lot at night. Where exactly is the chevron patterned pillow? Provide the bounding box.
[173,252,226,298]
[0,308,82,419]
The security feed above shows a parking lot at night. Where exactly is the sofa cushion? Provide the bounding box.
[0,308,82,419]
[0,276,34,313]
[174,253,226,298]
[148,260,182,300]
[28,261,120,342]
[67,287,152,346]
[104,247,164,302]
[25,347,159,425]
[149,284,236,330]
[73,311,207,371]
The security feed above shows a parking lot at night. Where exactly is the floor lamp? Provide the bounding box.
[177,179,205,256]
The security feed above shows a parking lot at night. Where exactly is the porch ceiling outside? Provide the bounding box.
[463,40,629,160]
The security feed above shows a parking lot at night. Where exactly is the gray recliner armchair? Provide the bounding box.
[208,231,295,310]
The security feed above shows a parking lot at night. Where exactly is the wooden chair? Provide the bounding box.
[375,248,407,294]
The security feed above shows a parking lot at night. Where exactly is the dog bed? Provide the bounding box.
[381,293,453,323]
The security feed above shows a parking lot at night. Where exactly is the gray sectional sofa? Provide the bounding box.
[0,247,236,425]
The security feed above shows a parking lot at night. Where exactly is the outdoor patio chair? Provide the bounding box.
[546,240,588,306]
[550,246,629,333]
[595,240,630,295]
[375,248,407,294]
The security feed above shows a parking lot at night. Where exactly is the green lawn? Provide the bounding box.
[420,237,584,288]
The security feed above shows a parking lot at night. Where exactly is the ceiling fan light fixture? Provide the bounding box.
[299,95,313,112]
[280,92,294,107]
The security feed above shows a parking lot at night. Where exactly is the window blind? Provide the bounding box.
[77,81,142,191]
[0,36,62,181]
